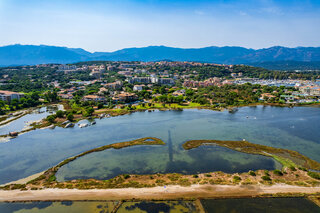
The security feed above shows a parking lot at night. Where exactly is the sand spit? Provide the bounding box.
[1,184,320,202]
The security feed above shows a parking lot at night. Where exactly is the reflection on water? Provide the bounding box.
[200,198,320,213]
[56,141,279,181]
[0,201,117,213]
[1,106,320,184]
[0,201,196,213]
[118,201,196,213]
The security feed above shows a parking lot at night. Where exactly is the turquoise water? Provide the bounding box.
[0,106,319,184]
[200,198,320,213]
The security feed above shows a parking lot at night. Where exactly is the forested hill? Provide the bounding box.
[1,44,320,67]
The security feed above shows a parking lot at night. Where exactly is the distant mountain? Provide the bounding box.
[1,44,320,67]
[251,61,320,71]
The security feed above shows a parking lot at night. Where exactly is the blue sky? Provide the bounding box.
[0,0,320,52]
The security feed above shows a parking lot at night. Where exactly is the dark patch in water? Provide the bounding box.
[201,198,320,213]
[125,201,171,213]
[61,201,73,206]
[0,202,53,212]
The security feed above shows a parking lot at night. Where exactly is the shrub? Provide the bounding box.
[206,174,212,177]
[249,171,256,176]
[97,103,104,109]
[123,174,130,179]
[261,176,272,181]
[289,166,297,171]
[264,170,270,176]
[299,167,307,171]
[56,110,64,118]
[67,113,74,121]
[273,170,283,176]
[46,115,56,123]
[193,174,199,178]
[307,171,320,180]
[233,176,242,181]
[48,175,56,182]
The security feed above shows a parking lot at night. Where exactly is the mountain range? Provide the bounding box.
[1,44,320,69]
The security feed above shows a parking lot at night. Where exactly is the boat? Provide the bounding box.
[65,123,74,128]
[48,124,55,129]
[79,123,88,128]
[91,121,96,125]
[62,120,70,125]
[9,132,18,137]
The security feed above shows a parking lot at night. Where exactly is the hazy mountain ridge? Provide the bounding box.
[1,44,320,67]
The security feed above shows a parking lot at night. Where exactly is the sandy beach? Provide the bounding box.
[1,184,320,201]
[0,171,45,187]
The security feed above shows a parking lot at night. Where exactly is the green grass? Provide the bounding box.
[135,102,203,110]
[271,155,297,168]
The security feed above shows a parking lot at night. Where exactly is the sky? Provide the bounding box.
[0,0,320,52]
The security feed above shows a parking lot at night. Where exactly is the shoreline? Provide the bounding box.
[1,102,319,142]
[0,171,45,187]
[0,184,320,202]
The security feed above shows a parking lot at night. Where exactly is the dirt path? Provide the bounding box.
[1,184,320,201]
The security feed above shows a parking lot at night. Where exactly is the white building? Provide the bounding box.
[133,85,145,91]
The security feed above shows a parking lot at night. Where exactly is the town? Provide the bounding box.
[0,61,319,113]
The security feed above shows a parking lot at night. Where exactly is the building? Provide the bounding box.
[128,77,152,84]
[89,65,105,79]
[0,90,24,102]
[82,95,105,102]
[112,92,138,103]
[172,89,185,97]
[104,81,123,90]
[58,93,73,99]
[300,86,320,96]
[133,85,145,91]
[158,78,175,85]
[259,93,276,101]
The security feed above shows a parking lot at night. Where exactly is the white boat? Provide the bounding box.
[79,123,88,128]
[65,123,74,128]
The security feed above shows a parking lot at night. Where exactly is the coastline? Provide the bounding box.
[0,171,45,187]
[1,184,320,202]
[1,102,319,141]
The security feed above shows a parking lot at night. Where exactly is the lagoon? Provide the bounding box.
[200,197,320,213]
[0,106,60,136]
[0,106,320,184]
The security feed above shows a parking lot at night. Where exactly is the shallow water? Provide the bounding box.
[56,143,279,181]
[0,106,320,184]
[0,201,117,213]
[200,197,320,213]
[117,201,196,213]
[0,201,196,213]
[0,106,59,135]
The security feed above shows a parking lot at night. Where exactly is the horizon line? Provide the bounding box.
[1,43,320,54]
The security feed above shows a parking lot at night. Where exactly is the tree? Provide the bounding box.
[67,113,74,121]
[56,110,64,118]
[86,107,94,116]
[46,115,56,123]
